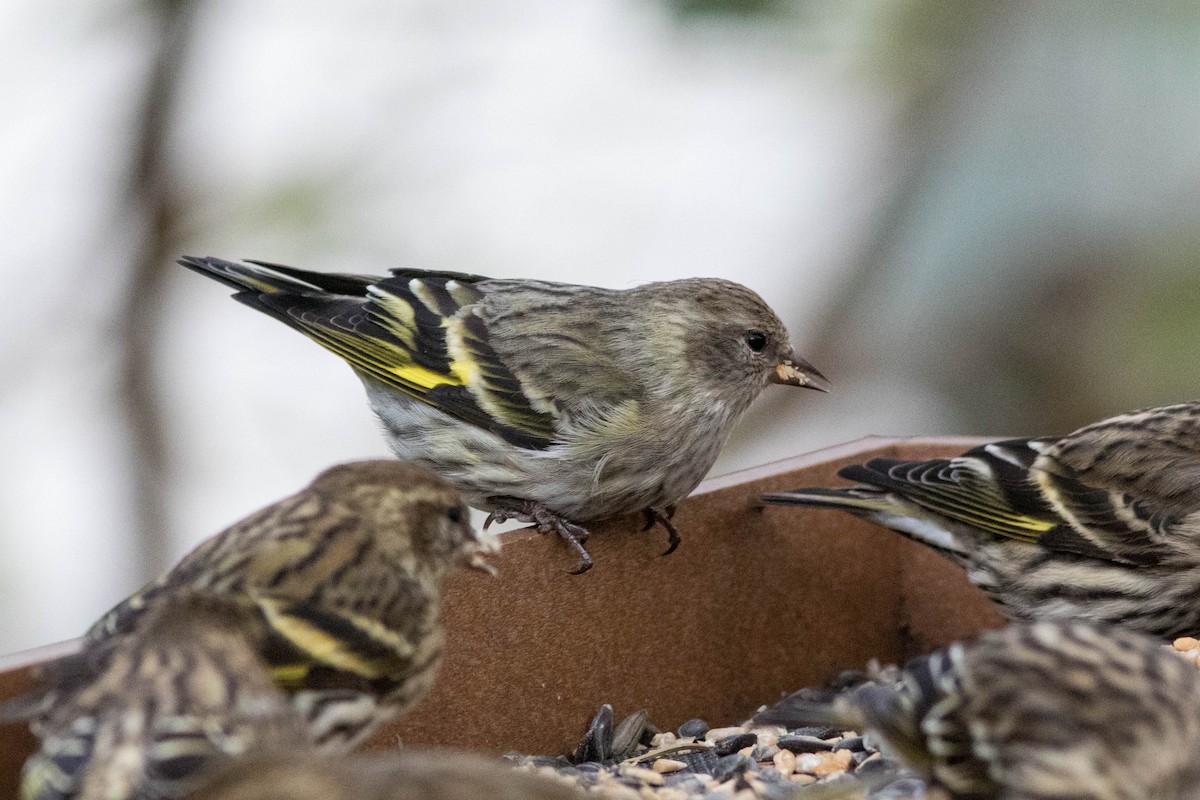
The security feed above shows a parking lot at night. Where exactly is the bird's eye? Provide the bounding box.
[745,331,768,352]
[447,507,463,523]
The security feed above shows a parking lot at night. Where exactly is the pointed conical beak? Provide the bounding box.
[462,521,500,576]
[771,356,830,392]
[466,550,498,576]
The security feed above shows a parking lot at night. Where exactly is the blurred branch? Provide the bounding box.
[802,1,1001,366]
[115,0,196,578]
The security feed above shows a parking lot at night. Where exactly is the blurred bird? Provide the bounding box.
[188,750,589,800]
[756,620,1200,800]
[21,591,306,800]
[180,256,828,573]
[762,402,1200,637]
[83,460,495,752]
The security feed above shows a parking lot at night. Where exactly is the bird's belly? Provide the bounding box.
[366,390,719,521]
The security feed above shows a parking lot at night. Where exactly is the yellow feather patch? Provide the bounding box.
[999,514,1055,533]
[949,502,1054,534]
[313,327,463,393]
[908,498,1046,542]
[271,664,311,688]
[443,317,482,387]
[257,599,414,680]
[367,291,419,351]
[901,479,1055,541]
[384,362,461,392]
[239,274,289,294]
[440,314,555,435]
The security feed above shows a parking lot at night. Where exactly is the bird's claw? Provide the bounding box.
[487,497,594,574]
[641,506,681,557]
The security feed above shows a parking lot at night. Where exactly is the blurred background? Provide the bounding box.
[3,0,1200,653]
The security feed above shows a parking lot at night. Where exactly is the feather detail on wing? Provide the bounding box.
[253,597,416,688]
[800,437,1164,565]
[1049,402,1200,508]
[87,589,418,695]
[178,256,558,449]
[1021,402,1200,563]
[835,439,1061,543]
[21,592,302,800]
[1032,457,1175,565]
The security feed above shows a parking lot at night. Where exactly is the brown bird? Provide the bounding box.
[757,620,1200,799]
[180,256,828,572]
[188,750,590,800]
[82,460,495,752]
[21,591,306,800]
[762,402,1200,638]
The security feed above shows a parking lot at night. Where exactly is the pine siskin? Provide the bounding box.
[188,751,590,800]
[179,256,828,573]
[762,402,1200,638]
[85,460,495,752]
[21,591,306,800]
[756,620,1200,800]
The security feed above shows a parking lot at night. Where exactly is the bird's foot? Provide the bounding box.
[485,498,594,574]
[640,505,680,556]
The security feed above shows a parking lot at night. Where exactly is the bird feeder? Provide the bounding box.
[0,436,1006,795]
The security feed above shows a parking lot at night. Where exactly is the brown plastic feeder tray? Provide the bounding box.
[0,436,1006,794]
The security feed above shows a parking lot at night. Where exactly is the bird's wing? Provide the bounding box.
[87,588,417,692]
[252,596,417,689]
[467,280,643,420]
[179,257,559,449]
[1048,403,1200,507]
[23,596,299,800]
[837,439,1065,544]
[841,432,1187,565]
[1032,402,1200,561]
[84,582,166,644]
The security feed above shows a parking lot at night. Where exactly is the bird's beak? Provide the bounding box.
[463,525,500,576]
[466,550,498,576]
[771,356,830,392]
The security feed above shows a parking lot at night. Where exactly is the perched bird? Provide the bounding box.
[762,402,1200,638]
[180,256,828,572]
[20,591,306,800]
[188,750,590,800]
[756,620,1200,800]
[83,460,495,752]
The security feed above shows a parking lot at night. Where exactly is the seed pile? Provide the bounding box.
[510,640,1200,800]
[508,684,934,800]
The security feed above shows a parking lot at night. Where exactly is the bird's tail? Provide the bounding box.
[0,648,100,723]
[759,487,890,514]
[753,689,865,730]
[178,256,374,298]
[0,687,52,723]
[761,485,973,560]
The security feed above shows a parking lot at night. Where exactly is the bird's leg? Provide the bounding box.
[640,506,680,556]
[485,498,594,574]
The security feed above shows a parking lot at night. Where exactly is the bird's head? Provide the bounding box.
[641,279,828,408]
[310,460,498,577]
